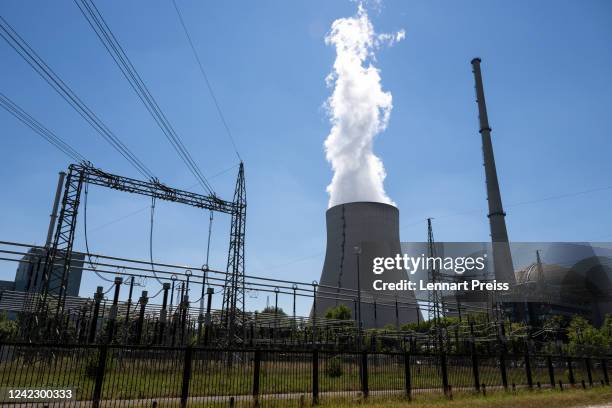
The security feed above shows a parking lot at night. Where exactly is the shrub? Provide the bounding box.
[84,350,116,379]
[325,356,343,377]
[324,304,352,320]
[0,312,17,341]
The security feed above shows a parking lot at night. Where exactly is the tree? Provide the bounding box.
[401,316,460,333]
[324,304,352,320]
[260,306,286,316]
[0,312,17,342]
[567,315,608,355]
[600,314,612,338]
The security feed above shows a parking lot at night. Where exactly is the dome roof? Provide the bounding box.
[516,256,612,299]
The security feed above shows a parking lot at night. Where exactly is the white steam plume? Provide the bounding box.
[323,3,404,208]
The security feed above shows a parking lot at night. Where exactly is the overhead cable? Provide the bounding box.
[0,92,86,163]
[74,0,214,194]
[0,15,154,180]
[171,0,242,161]
[83,182,115,283]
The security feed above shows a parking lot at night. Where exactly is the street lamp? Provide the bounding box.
[354,245,363,343]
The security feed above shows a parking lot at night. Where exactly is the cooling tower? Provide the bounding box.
[315,202,421,328]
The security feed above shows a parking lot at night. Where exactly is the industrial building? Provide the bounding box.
[14,247,83,296]
[431,241,612,327]
[0,247,84,317]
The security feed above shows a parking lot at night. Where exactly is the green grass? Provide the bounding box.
[318,387,612,408]
[144,387,612,408]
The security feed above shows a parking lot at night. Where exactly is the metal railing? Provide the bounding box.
[0,342,609,407]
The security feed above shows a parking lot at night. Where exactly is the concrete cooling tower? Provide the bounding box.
[315,202,421,328]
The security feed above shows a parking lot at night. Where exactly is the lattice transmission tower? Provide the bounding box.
[426,218,445,349]
[222,162,246,344]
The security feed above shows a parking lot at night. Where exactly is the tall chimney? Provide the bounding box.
[46,171,66,247]
[471,58,516,285]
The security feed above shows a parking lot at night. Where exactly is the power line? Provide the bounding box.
[252,252,324,275]
[83,183,115,283]
[171,0,242,162]
[506,186,612,208]
[149,196,162,284]
[74,0,215,195]
[0,92,86,163]
[257,186,612,275]
[401,185,612,231]
[0,15,154,180]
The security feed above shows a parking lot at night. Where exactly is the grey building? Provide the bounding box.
[14,247,84,297]
[0,280,14,292]
[0,247,84,318]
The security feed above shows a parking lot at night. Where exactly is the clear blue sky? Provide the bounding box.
[1,0,611,315]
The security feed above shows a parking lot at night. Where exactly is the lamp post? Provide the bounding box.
[354,246,363,345]
[274,286,280,339]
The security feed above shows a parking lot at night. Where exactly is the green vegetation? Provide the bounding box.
[324,356,343,377]
[260,306,287,316]
[396,313,612,356]
[148,386,612,408]
[325,304,352,320]
[567,315,612,355]
[0,312,17,341]
[318,387,612,408]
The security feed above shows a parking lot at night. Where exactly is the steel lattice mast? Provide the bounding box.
[222,162,246,345]
[38,167,85,320]
[426,218,445,350]
[427,218,444,321]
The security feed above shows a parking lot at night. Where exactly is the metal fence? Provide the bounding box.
[0,342,609,407]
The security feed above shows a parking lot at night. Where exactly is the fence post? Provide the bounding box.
[404,352,412,400]
[361,351,369,398]
[440,352,449,397]
[567,356,575,386]
[92,344,108,408]
[312,349,319,404]
[180,346,193,408]
[584,357,592,387]
[253,349,261,405]
[601,359,609,385]
[471,343,480,392]
[547,355,555,388]
[525,352,533,389]
[499,351,508,390]
[312,284,318,345]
